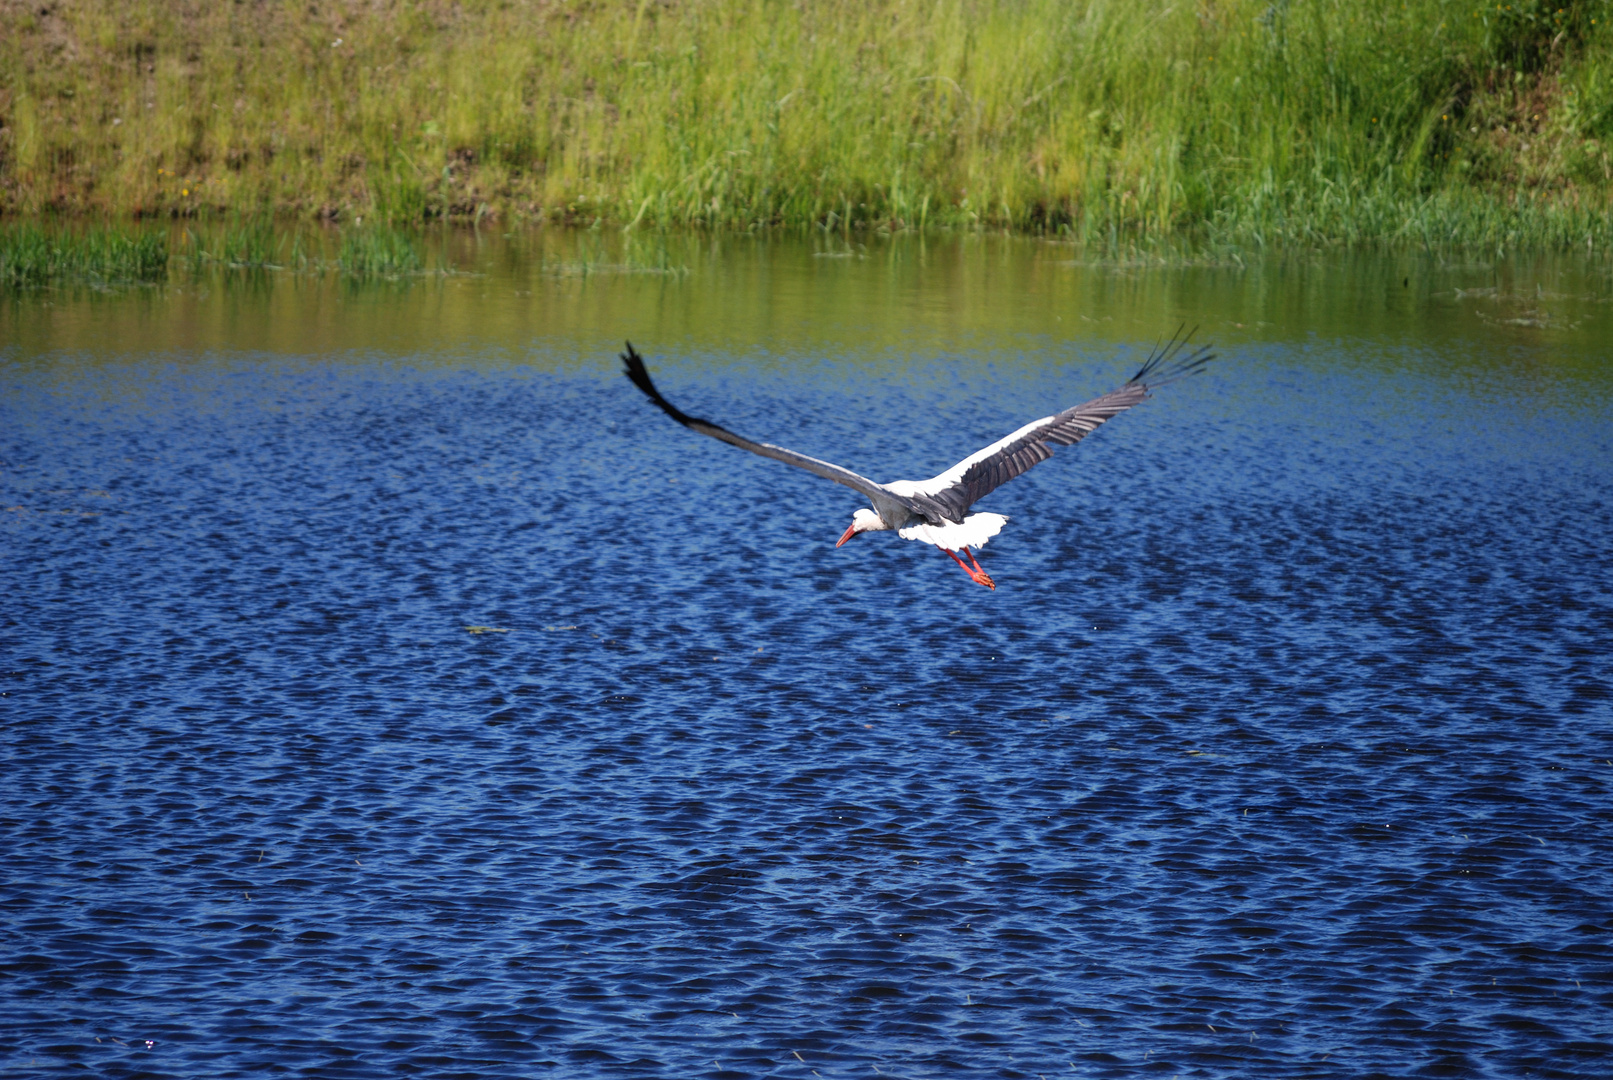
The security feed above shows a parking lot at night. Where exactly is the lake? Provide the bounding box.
[3,230,1611,1078]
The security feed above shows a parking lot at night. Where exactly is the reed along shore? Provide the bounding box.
[2,0,1610,247]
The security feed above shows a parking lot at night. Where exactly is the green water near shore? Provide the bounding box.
[3,230,1609,392]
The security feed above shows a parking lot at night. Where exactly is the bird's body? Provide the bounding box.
[622,334,1212,588]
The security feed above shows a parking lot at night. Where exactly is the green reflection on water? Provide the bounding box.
[2,229,1609,384]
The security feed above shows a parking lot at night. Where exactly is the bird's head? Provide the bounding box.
[836,508,884,547]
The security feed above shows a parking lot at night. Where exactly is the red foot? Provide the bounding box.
[944,546,996,590]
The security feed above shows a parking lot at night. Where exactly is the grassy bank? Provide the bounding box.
[0,222,166,285]
[2,0,1611,246]
[0,219,431,285]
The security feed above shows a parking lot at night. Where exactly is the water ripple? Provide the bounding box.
[2,342,1611,1079]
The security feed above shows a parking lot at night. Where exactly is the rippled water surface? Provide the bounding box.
[4,234,1612,1078]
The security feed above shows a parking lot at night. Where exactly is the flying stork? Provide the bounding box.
[621,334,1212,589]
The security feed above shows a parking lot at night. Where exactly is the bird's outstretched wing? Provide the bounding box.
[906,329,1213,521]
[621,342,896,506]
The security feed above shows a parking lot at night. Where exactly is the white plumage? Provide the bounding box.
[896,513,1009,552]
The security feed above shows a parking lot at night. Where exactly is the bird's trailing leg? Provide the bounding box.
[943,546,996,590]
[960,546,995,589]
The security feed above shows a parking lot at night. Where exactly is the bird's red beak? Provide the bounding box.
[835,523,858,548]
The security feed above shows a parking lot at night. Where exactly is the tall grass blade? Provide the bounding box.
[0,224,168,287]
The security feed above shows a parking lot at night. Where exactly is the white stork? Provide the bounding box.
[622,333,1212,589]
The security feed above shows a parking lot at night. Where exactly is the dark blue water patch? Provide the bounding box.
[2,345,1611,1079]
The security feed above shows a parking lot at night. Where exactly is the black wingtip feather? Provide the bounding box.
[621,341,699,428]
[1129,325,1214,388]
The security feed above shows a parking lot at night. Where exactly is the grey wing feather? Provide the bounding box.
[920,329,1213,521]
[620,342,899,507]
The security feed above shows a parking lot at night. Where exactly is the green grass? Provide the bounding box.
[0,218,430,287]
[3,1,1611,247]
[338,226,423,278]
[183,216,280,269]
[178,218,425,277]
[0,223,167,286]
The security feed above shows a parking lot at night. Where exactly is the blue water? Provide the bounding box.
[3,239,1613,1078]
